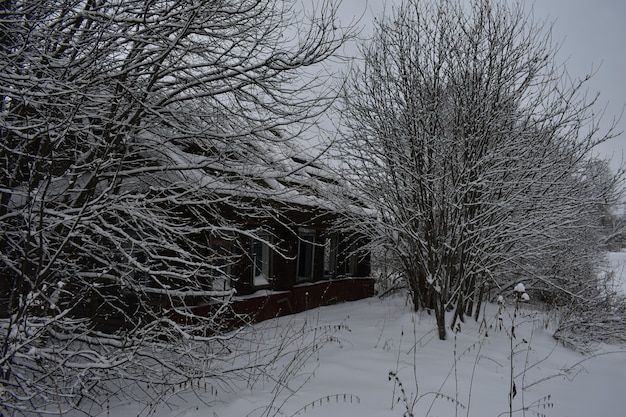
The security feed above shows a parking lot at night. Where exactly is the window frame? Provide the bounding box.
[323,235,338,279]
[296,229,316,282]
[209,238,233,293]
[251,235,272,289]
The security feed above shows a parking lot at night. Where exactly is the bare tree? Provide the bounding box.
[336,0,623,340]
[0,0,354,414]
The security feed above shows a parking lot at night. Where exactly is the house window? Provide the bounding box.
[339,239,359,277]
[297,231,315,281]
[323,236,338,278]
[251,237,272,288]
[345,251,358,276]
[210,239,232,292]
[211,259,232,292]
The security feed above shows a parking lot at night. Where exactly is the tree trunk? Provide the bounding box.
[473,283,485,321]
[435,298,447,340]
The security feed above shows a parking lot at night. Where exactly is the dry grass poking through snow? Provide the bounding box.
[103,287,626,417]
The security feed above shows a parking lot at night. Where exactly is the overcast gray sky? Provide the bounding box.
[333,0,625,173]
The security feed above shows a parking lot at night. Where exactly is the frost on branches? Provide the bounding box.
[0,0,354,414]
[335,0,624,341]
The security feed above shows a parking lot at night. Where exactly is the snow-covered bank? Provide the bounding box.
[104,290,626,417]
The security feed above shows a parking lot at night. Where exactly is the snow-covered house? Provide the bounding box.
[0,126,373,330]
[184,138,375,323]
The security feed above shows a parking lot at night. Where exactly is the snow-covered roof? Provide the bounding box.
[157,130,366,214]
[6,128,368,222]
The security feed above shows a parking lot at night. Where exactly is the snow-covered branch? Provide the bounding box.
[0,0,354,414]
[334,0,624,341]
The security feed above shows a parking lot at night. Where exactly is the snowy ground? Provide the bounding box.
[103,255,626,417]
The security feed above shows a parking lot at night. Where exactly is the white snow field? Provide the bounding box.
[103,256,626,417]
